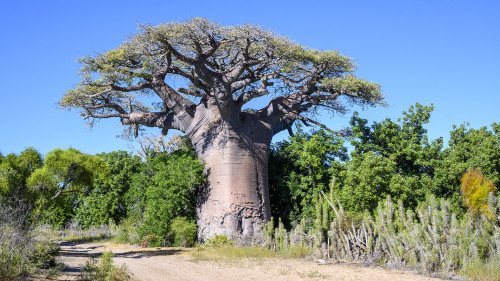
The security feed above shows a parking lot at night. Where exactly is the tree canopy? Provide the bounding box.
[60,18,384,138]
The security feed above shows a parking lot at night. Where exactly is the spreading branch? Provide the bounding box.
[111,82,152,92]
[83,112,124,120]
[121,111,182,130]
[83,103,128,115]
[177,87,208,98]
[235,79,273,106]
[61,18,384,139]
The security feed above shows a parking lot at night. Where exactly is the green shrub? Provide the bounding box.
[114,226,131,244]
[31,240,60,269]
[112,218,139,244]
[171,217,197,247]
[79,251,131,281]
[205,235,233,248]
[131,150,205,246]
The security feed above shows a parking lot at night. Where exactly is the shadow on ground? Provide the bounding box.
[58,242,187,259]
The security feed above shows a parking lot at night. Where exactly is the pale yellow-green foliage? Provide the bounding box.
[461,169,497,219]
[60,17,384,134]
[132,134,192,159]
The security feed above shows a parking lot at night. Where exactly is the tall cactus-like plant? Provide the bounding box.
[274,218,287,250]
[263,185,500,277]
[263,217,275,248]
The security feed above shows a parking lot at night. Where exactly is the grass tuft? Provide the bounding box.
[460,256,500,281]
[78,250,132,281]
[297,269,328,279]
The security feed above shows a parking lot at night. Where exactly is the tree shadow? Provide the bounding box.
[113,248,186,259]
[58,241,188,260]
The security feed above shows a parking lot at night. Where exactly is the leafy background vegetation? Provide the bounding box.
[1,103,499,279]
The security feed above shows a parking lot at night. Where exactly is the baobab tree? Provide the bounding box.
[60,18,385,241]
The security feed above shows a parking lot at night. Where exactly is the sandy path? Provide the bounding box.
[56,242,448,281]
[55,241,106,280]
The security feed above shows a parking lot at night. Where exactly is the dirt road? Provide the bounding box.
[56,242,447,281]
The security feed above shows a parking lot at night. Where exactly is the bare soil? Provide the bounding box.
[55,242,447,281]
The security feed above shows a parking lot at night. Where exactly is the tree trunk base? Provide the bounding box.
[196,141,271,243]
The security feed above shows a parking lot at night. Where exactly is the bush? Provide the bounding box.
[0,199,35,279]
[114,228,130,244]
[140,234,161,248]
[205,235,233,248]
[109,217,141,245]
[171,217,197,247]
[0,199,60,280]
[79,251,131,281]
[137,217,197,248]
[31,239,60,269]
[461,169,497,218]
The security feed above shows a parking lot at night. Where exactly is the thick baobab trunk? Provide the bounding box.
[188,111,273,241]
[196,143,271,241]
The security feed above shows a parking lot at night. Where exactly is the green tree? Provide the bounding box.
[128,149,205,243]
[343,104,500,214]
[433,123,500,212]
[269,127,347,225]
[0,147,43,211]
[336,151,395,212]
[75,151,143,228]
[27,148,107,226]
[341,103,443,211]
[350,103,442,175]
[437,124,500,187]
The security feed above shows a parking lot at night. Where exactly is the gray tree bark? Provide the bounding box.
[195,137,271,240]
[186,105,273,240]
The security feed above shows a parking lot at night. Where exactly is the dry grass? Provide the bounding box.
[58,233,111,243]
[296,269,329,279]
[460,256,500,281]
[189,245,312,263]
[37,222,115,244]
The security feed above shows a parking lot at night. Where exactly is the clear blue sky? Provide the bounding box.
[0,0,498,156]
